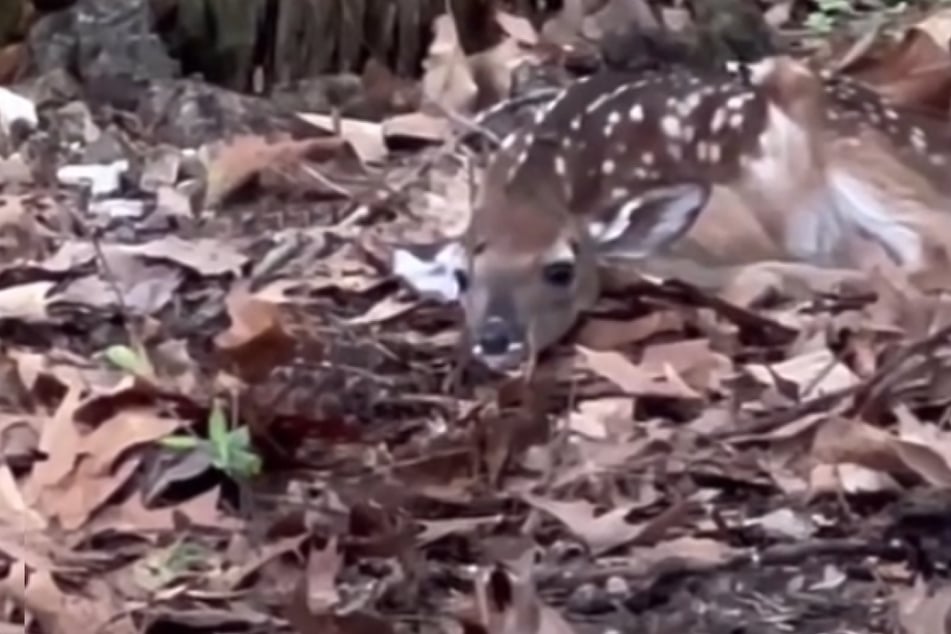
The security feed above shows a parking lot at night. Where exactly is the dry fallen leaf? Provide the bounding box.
[2,562,138,634]
[810,416,951,489]
[521,493,651,554]
[214,286,296,381]
[201,133,349,208]
[295,113,387,164]
[577,345,702,400]
[895,577,951,634]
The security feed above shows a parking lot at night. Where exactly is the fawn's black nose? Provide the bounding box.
[477,317,514,356]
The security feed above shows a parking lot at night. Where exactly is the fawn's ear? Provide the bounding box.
[588,182,709,259]
[391,239,468,302]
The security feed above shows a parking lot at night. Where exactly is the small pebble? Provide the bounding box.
[567,582,613,614]
[605,575,629,596]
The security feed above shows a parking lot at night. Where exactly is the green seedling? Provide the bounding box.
[160,400,262,479]
[105,343,156,378]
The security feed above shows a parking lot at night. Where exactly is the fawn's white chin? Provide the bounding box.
[472,345,527,373]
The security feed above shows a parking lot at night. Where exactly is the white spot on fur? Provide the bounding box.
[611,187,629,199]
[711,107,728,133]
[602,159,616,174]
[661,115,681,139]
[629,104,644,122]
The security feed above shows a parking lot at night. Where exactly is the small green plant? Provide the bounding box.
[161,400,262,479]
[105,343,155,378]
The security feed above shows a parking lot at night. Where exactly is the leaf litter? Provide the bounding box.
[1,2,951,634]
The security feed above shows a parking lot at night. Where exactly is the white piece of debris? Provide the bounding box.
[57,159,130,196]
[391,241,465,302]
[0,87,38,135]
[89,198,147,219]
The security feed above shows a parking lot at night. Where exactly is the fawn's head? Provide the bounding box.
[455,134,709,371]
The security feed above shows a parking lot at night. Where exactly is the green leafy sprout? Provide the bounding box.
[161,400,262,479]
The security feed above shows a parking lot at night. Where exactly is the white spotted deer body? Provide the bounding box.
[452,56,951,371]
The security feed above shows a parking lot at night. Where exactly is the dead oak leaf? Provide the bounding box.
[894,579,951,634]
[76,407,182,475]
[201,133,348,208]
[210,533,310,593]
[214,287,296,381]
[450,550,576,634]
[121,236,247,277]
[629,536,738,573]
[641,338,732,393]
[83,486,239,538]
[33,454,142,531]
[895,578,951,634]
[421,14,479,113]
[576,309,685,350]
[837,9,951,112]
[744,348,859,399]
[576,346,702,400]
[521,494,649,554]
[295,113,386,164]
[2,562,138,634]
[811,416,951,488]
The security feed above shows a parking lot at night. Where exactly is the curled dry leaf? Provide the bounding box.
[810,416,951,489]
[201,133,350,208]
[421,11,538,115]
[214,287,296,381]
[836,7,951,112]
[465,555,578,634]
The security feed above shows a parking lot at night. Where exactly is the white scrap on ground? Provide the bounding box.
[391,241,466,302]
[57,160,130,196]
[0,87,38,135]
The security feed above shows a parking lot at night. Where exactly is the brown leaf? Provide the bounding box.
[2,562,138,634]
[421,14,479,113]
[811,416,951,488]
[214,287,296,381]
[575,309,685,350]
[382,111,452,144]
[521,494,650,554]
[295,113,387,164]
[121,235,247,277]
[837,10,951,112]
[744,348,859,399]
[466,555,579,634]
[77,407,182,474]
[577,346,702,400]
[201,133,348,208]
[895,577,951,634]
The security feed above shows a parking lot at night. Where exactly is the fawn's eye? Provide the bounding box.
[542,260,575,287]
[453,268,470,292]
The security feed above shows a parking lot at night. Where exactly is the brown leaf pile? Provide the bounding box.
[0,2,951,634]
